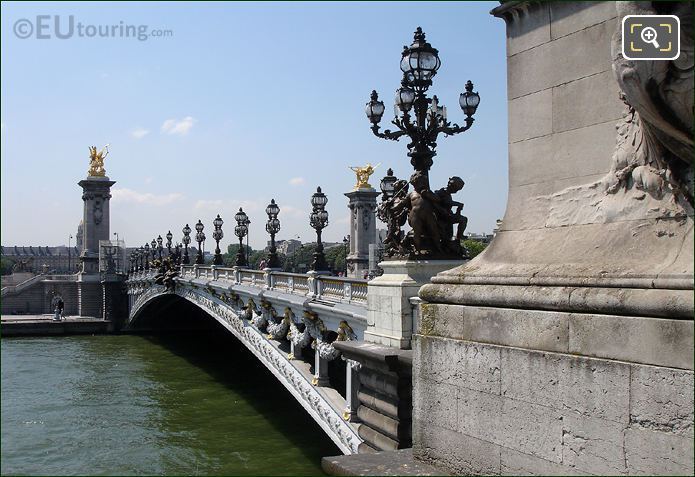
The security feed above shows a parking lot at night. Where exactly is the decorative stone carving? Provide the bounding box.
[287,320,312,354]
[527,2,693,228]
[93,198,103,225]
[609,1,693,208]
[264,304,292,340]
[313,320,358,361]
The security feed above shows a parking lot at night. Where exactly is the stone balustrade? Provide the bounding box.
[160,265,368,306]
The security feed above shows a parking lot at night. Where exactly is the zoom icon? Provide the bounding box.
[622,15,680,60]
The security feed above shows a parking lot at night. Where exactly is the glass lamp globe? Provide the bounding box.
[266,199,280,218]
[459,80,480,117]
[365,91,385,124]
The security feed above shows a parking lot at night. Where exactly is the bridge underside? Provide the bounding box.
[126,283,363,454]
[128,294,219,332]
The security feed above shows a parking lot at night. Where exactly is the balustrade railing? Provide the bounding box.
[127,265,368,304]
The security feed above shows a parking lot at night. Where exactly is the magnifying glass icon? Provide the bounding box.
[640,27,660,48]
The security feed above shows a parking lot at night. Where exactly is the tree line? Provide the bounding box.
[221,243,348,274]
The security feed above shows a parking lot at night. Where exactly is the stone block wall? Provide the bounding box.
[413,2,694,474]
[414,302,694,475]
[1,280,78,315]
[334,341,413,453]
[78,281,103,318]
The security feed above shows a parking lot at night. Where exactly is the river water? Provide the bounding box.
[1,332,339,475]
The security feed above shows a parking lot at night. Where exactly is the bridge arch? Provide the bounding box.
[125,282,362,454]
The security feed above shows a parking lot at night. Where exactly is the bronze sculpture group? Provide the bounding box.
[379,171,469,259]
[366,28,480,260]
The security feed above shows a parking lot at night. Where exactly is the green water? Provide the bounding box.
[1,333,339,475]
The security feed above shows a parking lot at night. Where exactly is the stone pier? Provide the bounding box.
[345,188,379,279]
[414,2,694,475]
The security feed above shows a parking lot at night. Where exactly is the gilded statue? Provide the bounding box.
[88,144,109,177]
[349,163,380,190]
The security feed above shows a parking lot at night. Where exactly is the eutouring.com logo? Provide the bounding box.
[13,15,173,41]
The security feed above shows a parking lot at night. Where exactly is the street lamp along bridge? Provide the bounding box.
[366,26,480,260]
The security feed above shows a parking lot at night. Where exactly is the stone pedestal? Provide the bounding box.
[102,273,127,330]
[77,274,102,317]
[78,176,115,275]
[334,341,413,453]
[366,260,464,350]
[413,2,694,475]
[77,175,115,317]
[345,188,379,278]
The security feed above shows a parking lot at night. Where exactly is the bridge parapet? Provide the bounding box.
[174,265,368,306]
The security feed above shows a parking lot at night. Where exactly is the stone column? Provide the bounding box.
[78,176,115,275]
[77,175,115,317]
[102,273,127,331]
[344,188,379,278]
[312,350,330,386]
[343,358,361,422]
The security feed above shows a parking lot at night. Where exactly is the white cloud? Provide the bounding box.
[289,177,305,186]
[161,116,196,136]
[130,128,149,139]
[194,199,224,211]
[279,205,306,218]
[111,188,184,206]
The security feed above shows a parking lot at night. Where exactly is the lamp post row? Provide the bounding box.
[127,190,333,274]
[130,27,478,272]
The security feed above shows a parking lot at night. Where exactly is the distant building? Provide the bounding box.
[464,232,494,244]
[1,222,83,273]
[274,239,302,255]
[1,245,80,273]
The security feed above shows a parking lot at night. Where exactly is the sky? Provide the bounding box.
[1,1,508,250]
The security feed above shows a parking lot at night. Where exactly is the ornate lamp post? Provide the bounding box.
[265,199,281,269]
[144,242,150,271]
[366,27,480,258]
[182,224,191,264]
[175,243,182,265]
[212,214,224,265]
[343,235,350,275]
[194,220,205,265]
[138,246,145,271]
[234,208,249,267]
[166,231,173,256]
[380,168,398,199]
[156,235,163,260]
[151,239,157,264]
[309,187,329,271]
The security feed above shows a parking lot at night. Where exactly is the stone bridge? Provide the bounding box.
[126,265,372,454]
